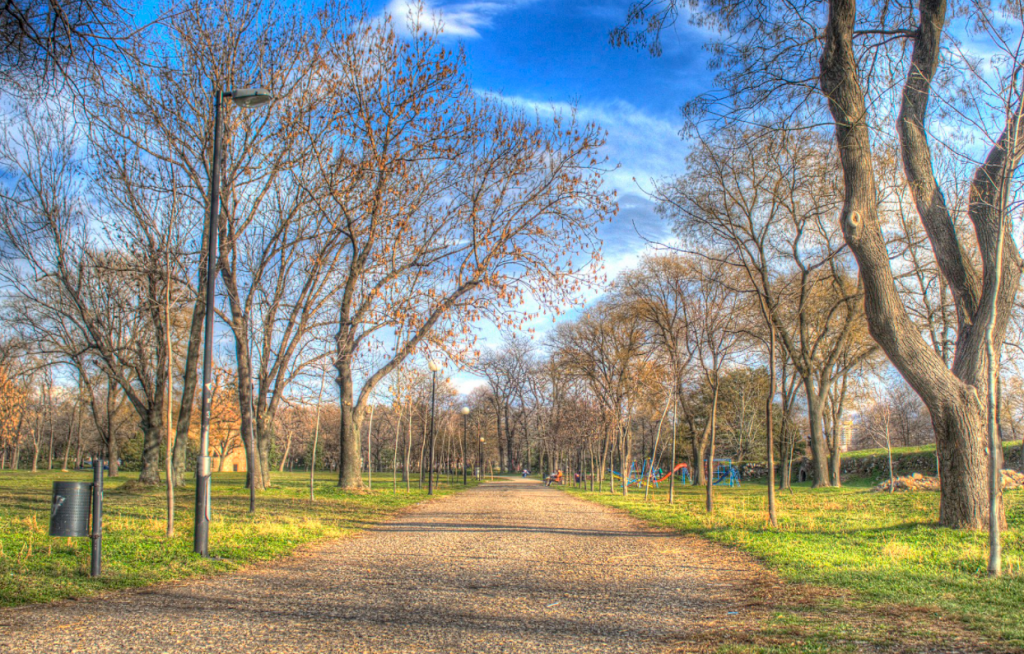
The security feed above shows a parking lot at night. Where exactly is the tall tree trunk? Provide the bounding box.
[504,404,513,473]
[646,396,671,502]
[829,423,843,487]
[417,417,426,486]
[136,277,168,487]
[172,210,209,487]
[404,399,412,487]
[74,410,83,469]
[705,382,719,514]
[669,399,677,504]
[497,407,505,472]
[104,381,118,478]
[309,367,326,502]
[392,400,402,492]
[827,372,849,488]
[254,404,272,488]
[107,423,119,478]
[61,408,74,472]
[138,412,162,484]
[620,424,630,497]
[690,418,711,486]
[820,0,1016,528]
[235,331,266,491]
[335,356,362,490]
[930,397,993,528]
[365,403,375,488]
[165,245,175,538]
[804,384,830,487]
[766,323,778,526]
[780,423,793,489]
[598,420,610,484]
[46,409,54,470]
[609,438,616,494]
[278,432,292,473]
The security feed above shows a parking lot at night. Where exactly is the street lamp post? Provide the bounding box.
[427,360,440,495]
[461,407,469,485]
[194,87,273,557]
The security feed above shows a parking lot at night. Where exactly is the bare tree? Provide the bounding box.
[552,301,652,496]
[662,128,875,488]
[684,258,741,514]
[0,0,133,96]
[616,254,699,486]
[312,16,612,489]
[84,0,337,490]
[620,0,1024,533]
[0,104,173,483]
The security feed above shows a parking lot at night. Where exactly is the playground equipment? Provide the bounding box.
[608,467,642,487]
[706,458,741,486]
[652,463,688,484]
[609,461,691,488]
[609,459,742,488]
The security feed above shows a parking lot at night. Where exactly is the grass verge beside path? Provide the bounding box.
[567,482,1024,653]
[0,470,478,607]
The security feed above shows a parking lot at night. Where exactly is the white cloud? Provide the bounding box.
[385,0,538,39]
[433,96,687,385]
[483,93,687,195]
[451,373,488,395]
[457,95,688,337]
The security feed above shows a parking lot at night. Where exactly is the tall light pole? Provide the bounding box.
[194,87,273,557]
[461,407,470,485]
[427,360,440,495]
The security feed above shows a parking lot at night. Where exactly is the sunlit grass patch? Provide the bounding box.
[0,469,476,606]
[567,480,1024,650]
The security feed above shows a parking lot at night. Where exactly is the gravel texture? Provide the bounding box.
[0,478,770,653]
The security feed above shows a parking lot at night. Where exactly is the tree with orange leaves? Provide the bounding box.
[0,363,25,467]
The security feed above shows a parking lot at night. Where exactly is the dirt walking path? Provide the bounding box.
[0,478,772,653]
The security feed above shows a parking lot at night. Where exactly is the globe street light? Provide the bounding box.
[461,407,470,485]
[194,86,274,557]
[427,359,441,495]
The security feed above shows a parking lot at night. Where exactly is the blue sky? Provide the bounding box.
[373,0,713,390]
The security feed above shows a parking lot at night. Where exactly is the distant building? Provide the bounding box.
[840,419,854,452]
[211,447,247,473]
[188,409,245,473]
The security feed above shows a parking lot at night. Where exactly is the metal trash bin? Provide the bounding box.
[49,481,92,537]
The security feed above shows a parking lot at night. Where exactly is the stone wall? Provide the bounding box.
[841,445,1022,479]
[740,444,1023,482]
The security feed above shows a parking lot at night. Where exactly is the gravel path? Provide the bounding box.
[0,478,771,653]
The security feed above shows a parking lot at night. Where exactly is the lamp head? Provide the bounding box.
[230,88,274,108]
[480,437,485,443]
[461,406,470,415]
[427,359,441,372]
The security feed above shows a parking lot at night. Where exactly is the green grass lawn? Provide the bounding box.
[567,479,1024,651]
[0,469,477,607]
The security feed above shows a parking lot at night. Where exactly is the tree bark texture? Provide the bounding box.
[705,382,719,514]
[820,0,1019,528]
[173,238,208,487]
[689,417,711,486]
[335,355,363,489]
[804,386,830,487]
